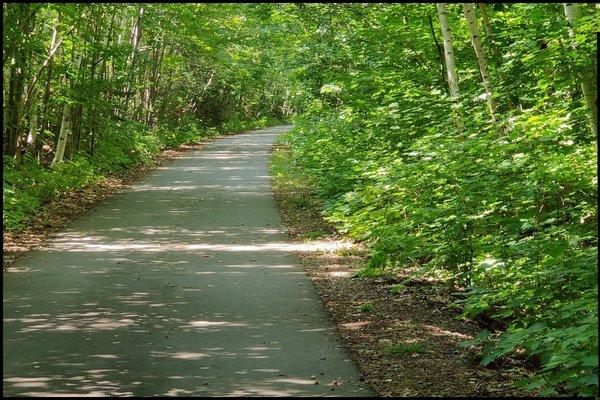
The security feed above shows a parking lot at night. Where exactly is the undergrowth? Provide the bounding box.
[279,107,597,396]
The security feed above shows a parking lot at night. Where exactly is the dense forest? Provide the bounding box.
[3,3,598,397]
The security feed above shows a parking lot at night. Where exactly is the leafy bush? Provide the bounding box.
[278,3,597,395]
[285,107,597,395]
[3,156,98,230]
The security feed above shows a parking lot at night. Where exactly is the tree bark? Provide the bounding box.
[563,2,597,135]
[21,21,73,117]
[3,3,34,157]
[428,14,446,93]
[478,3,500,59]
[436,3,464,129]
[37,12,60,163]
[123,5,144,114]
[26,92,38,156]
[478,3,514,110]
[463,2,496,121]
[50,102,70,167]
[69,54,84,157]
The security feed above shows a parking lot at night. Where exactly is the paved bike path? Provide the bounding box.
[3,126,374,397]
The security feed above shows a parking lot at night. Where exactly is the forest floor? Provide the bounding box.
[270,140,537,397]
[3,140,212,272]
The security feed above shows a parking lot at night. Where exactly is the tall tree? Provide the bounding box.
[463,3,496,121]
[3,3,36,157]
[436,3,463,129]
[50,101,69,167]
[563,2,597,135]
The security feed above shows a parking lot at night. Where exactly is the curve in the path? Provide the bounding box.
[3,126,374,397]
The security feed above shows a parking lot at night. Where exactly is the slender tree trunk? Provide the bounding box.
[564,2,597,135]
[109,14,127,117]
[123,5,144,114]
[463,2,496,121]
[282,88,291,116]
[478,4,499,59]
[50,102,70,167]
[22,23,72,119]
[478,3,514,111]
[26,92,38,155]
[146,43,165,127]
[428,14,446,93]
[4,4,34,157]
[37,13,60,163]
[5,60,26,156]
[70,54,85,157]
[436,3,464,129]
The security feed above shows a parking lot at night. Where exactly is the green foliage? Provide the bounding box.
[279,3,598,396]
[3,156,98,230]
[386,342,426,356]
[3,3,289,233]
[218,116,287,134]
[359,302,375,313]
[389,284,406,294]
[3,112,285,231]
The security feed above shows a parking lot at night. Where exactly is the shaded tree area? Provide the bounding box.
[3,3,598,397]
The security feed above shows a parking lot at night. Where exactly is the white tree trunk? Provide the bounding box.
[463,3,496,121]
[436,3,463,130]
[478,3,499,59]
[51,102,69,168]
[21,15,66,114]
[564,3,597,135]
[123,5,144,114]
[27,106,38,146]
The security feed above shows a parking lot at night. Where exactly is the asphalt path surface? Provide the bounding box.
[3,126,374,397]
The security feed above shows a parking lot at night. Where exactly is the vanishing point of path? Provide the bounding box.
[3,126,374,397]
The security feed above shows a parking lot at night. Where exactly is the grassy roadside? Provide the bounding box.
[269,131,532,397]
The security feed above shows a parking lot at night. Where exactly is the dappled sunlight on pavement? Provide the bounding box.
[3,126,373,397]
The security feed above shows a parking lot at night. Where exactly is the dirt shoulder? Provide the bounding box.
[3,140,215,272]
[269,140,534,397]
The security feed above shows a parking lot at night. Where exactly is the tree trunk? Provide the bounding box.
[478,3,500,59]
[36,13,61,159]
[478,3,513,110]
[69,54,85,158]
[436,3,463,130]
[51,102,70,168]
[3,3,34,157]
[463,2,496,121]
[564,2,597,135]
[123,5,144,115]
[146,44,165,127]
[5,60,26,156]
[26,92,38,155]
[428,14,446,92]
